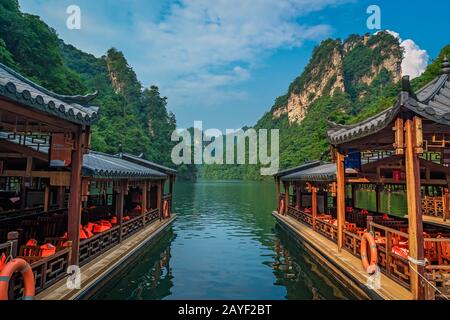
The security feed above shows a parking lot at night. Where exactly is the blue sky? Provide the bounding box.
[19,0,450,130]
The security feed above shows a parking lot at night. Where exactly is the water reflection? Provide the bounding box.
[93,181,356,300]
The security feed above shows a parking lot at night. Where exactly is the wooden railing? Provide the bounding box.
[14,247,71,298]
[80,208,162,266]
[315,218,338,243]
[422,196,448,221]
[145,208,160,224]
[79,225,120,266]
[343,230,362,258]
[287,206,312,226]
[424,237,450,299]
[287,206,338,243]
[122,215,145,240]
[369,222,411,288]
[0,206,45,222]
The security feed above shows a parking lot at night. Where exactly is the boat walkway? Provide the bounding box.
[273,211,413,300]
[36,215,176,300]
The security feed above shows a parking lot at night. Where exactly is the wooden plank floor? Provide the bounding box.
[36,215,176,300]
[273,211,413,300]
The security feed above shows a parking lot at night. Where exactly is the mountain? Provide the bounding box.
[201,32,450,180]
[0,0,197,180]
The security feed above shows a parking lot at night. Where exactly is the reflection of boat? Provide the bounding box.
[272,225,355,300]
[92,229,176,300]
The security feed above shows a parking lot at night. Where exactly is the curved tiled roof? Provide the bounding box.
[82,152,167,179]
[273,161,323,178]
[281,163,337,182]
[0,62,100,125]
[120,153,177,175]
[328,59,450,146]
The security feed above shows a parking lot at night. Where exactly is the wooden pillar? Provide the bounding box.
[350,185,356,208]
[116,180,125,243]
[312,186,317,229]
[169,176,175,214]
[43,185,50,212]
[157,180,163,219]
[20,156,33,211]
[336,150,346,251]
[296,183,301,210]
[141,181,148,215]
[445,176,450,222]
[57,186,65,209]
[275,177,280,211]
[284,182,289,214]
[375,184,381,214]
[323,191,328,214]
[67,129,85,266]
[404,117,425,300]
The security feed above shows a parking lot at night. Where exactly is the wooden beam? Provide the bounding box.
[67,129,85,266]
[336,150,346,252]
[157,180,163,219]
[296,182,301,210]
[375,185,381,214]
[115,180,125,243]
[57,186,65,209]
[284,182,289,215]
[43,186,50,212]
[0,139,49,162]
[0,99,79,133]
[275,177,280,211]
[404,117,425,300]
[141,181,148,215]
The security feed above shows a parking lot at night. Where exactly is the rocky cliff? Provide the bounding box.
[273,32,402,123]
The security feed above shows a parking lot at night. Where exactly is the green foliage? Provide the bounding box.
[202,35,449,181]
[0,3,197,180]
[0,39,14,67]
[412,45,450,90]
[0,1,86,94]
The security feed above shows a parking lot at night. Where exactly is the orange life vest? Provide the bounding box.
[40,243,56,258]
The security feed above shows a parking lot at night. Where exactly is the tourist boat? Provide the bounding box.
[273,58,450,300]
[0,62,177,300]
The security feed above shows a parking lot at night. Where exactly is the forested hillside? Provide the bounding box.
[0,0,197,179]
[201,33,450,180]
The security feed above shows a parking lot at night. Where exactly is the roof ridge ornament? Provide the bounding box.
[441,55,450,75]
[402,75,413,94]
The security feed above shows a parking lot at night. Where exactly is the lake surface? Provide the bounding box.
[93,181,356,300]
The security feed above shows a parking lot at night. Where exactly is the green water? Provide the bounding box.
[92,181,356,300]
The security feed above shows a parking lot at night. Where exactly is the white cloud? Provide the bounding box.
[385,30,429,79]
[131,0,347,109]
[20,0,349,118]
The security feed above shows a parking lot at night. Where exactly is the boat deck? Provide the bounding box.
[36,215,176,300]
[272,211,413,300]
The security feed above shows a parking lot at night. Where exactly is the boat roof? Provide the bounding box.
[0,62,100,125]
[273,161,323,178]
[281,163,337,182]
[82,152,167,180]
[327,57,450,146]
[120,153,177,176]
